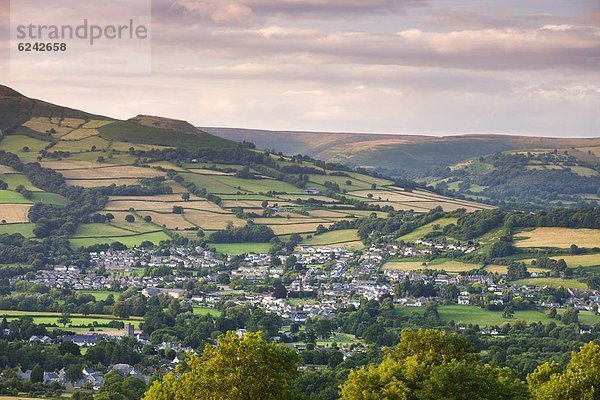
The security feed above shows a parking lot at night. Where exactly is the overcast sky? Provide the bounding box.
[2,0,599,137]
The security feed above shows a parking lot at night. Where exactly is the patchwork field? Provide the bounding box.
[0,204,31,223]
[514,228,600,248]
[60,165,165,180]
[0,135,50,162]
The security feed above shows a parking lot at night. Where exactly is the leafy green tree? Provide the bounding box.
[527,341,600,400]
[30,363,43,383]
[58,312,72,327]
[143,331,299,400]
[340,329,528,400]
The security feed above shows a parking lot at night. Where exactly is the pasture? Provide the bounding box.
[0,223,35,237]
[0,190,31,204]
[384,259,482,272]
[514,227,600,248]
[211,242,272,255]
[303,229,360,246]
[397,217,458,242]
[70,230,170,248]
[78,290,120,301]
[0,135,49,162]
[514,277,589,290]
[0,173,41,191]
[523,254,600,268]
[60,165,165,180]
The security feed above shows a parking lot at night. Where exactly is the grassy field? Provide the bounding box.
[0,223,36,237]
[70,230,170,248]
[397,217,458,242]
[514,227,600,248]
[522,253,600,268]
[181,173,301,194]
[0,190,31,204]
[0,174,41,191]
[211,242,272,255]
[514,277,589,290]
[0,310,142,328]
[303,229,360,246]
[30,192,67,206]
[484,264,548,274]
[78,290,120,301]
[0,135,50,162]
[384,259,482,272]
[192,306,221,316]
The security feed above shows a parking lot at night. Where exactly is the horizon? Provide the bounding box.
[1,0,599,137]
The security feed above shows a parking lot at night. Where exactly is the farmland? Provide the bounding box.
[397,217,458,242]
[514,227,600,248]
[521,253,600,268]
[513,277,589,290]
[384,259,482,272]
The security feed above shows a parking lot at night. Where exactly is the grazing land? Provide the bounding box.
[384,259,482,272]
[397,217,458,242]
[514,227,600,248]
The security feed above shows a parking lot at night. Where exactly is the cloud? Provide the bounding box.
[171,1,253,24]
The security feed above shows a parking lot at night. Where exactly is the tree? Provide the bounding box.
[65,364,82,384]
[273,284,288,299]
[181,193,190,201]
[172,206,183,214]
[125,215,135,223]
[503,304,515,319]
[58,312,72,327]
[528,341,600,400]
[143,215,153,223]
[97,156,106,163]
[143,331,299,400]
[106,213,115,222]
[562,309,579,324]
[0,180,7,190]
[30,363,43,383]
[340,329,528,400]
[98,370,147,400]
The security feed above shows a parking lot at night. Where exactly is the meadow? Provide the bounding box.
[522,253,600,268]
[211,242,273,255]
[513,277,589,290]
[514,227,600,248]
[303,229,360,246]
[397,217,458,242]
[397,305,600,326]
[384,259,482,272]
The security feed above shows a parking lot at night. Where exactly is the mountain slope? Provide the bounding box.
[0,85,235,149]
[203,127,600,177]
[0,85,98,133]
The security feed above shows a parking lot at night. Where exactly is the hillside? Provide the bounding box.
[0,85,97,133]
[422,149,600,209]
[203,127,600,178]
[0,85,490,250]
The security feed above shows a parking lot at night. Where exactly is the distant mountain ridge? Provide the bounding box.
[202,127,600,177]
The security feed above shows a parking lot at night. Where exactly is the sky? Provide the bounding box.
[1,0,599,137]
